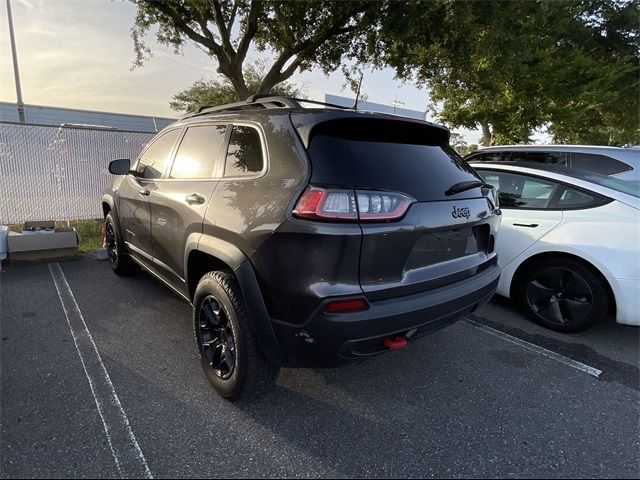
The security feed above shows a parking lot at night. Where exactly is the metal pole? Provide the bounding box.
[6,0,25,123]
[391,97,404,115]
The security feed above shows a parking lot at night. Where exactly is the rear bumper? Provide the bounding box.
[271,263,500,367]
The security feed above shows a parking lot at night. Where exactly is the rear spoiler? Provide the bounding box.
[291,111,450,149]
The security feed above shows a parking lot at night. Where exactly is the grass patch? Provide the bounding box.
[7,219,104,253]
[69,219,104,252]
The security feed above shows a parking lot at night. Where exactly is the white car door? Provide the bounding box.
[478,169,563,267]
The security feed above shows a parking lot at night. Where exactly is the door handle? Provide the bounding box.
[513,223,539,228]
[185,193,206,205]
[139,189,150,196]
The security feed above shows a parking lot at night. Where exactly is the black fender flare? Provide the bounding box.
[185,236,284,366]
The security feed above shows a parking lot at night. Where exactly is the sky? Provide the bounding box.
[2,0,497,144]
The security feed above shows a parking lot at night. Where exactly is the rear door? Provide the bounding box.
[117,128,182,265]
[476,169,563,267]
[305,120,501,301]
[150,123,228,291]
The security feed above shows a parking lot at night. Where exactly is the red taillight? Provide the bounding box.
[292,187,358,221]
[293,186,413,222]
[324,298,369,313]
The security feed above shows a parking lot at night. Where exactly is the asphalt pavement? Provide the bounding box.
[1,255,638,478]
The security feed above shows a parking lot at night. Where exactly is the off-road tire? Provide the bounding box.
[193,271,279,400]
[104,213,136,275]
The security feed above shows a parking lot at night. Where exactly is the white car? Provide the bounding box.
[471,162,640,332]
[466,145,640,181]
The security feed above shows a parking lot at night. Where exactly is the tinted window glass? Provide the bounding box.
[571,152,632,175]
[308,136,481,202]
[224,126,263,177]
[136,129,181,179]
[469,151,505,162]
[170,125,227,179]
[508,151,568,166]
[477,170,559,209]
[566,172,640,198]
[556,187,600,208]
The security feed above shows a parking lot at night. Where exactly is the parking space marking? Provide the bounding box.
[48,262,153,479]
[463,318,602,378]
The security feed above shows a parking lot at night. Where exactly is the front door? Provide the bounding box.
[118,128,182,266]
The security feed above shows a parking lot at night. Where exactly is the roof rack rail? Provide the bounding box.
[181,94,352,120]
[288,97,352,110]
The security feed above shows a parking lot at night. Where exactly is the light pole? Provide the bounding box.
[391,96,404,115]
[6,0,25,123]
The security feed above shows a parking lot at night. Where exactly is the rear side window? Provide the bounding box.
[570,152,632,175]
[307,135,481,202]
[556,188,598,208]
[551,186,608,209]
[170,125,227,179]
[224,126,264,177]
[507,151,568,166]
[136,129,181,179]
[477,170,559,209]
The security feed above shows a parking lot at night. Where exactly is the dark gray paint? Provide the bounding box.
[102,106,502,367]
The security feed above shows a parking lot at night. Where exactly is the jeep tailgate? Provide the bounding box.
[302,117,500,301]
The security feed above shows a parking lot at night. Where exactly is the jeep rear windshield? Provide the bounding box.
[306,120,481,202]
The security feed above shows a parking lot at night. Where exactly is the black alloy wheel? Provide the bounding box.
[104,213,136,275]
[197,296,236,380]
[105,221,118,266]
[525,267,593,326]
[516,257,609,333]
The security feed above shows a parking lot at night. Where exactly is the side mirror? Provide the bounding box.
[108,158,131,175]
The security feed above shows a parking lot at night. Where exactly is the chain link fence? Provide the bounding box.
[0,122,156,224]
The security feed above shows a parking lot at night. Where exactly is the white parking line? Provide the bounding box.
[48,262,152,479]
[464,318,602,378]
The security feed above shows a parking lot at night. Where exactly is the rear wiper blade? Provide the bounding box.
[445,180,488,196]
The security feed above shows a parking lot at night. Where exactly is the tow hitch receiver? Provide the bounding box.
[383,336,407,350]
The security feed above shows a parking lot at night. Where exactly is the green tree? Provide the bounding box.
[170,61,302,112]
[370,0,639,146]
[449,132,468,154]
[545,0,640,146]
[131,0,380,99]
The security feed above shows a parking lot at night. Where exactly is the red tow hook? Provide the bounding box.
[383,336,407,350]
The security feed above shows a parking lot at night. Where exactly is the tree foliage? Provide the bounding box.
[371,0,640,146]
[131,0,379,99]
[131,0,639,146]
[169,61,302,112]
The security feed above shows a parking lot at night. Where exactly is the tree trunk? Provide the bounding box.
[230,76,250,101]
[217,61,250,101]
[481,123,493,147]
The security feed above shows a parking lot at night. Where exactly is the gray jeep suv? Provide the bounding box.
[102,95,501,400]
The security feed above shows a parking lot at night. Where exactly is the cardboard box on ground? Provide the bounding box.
[7,221,79,263]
